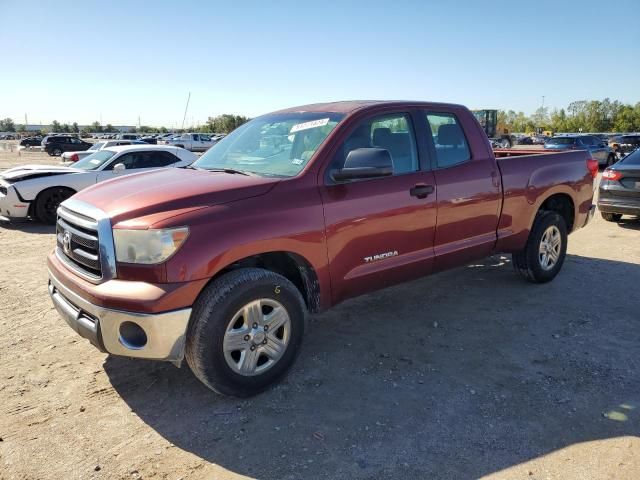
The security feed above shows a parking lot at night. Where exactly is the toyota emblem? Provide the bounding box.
[62,231,72,254]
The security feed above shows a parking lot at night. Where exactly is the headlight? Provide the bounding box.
[113,227,189,264]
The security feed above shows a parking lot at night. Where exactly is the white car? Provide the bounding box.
[60,140,146,163]
[0,145,197,224]
[167,133,217,152]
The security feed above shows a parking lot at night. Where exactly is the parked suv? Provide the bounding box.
[41,135,92,156]
[544,135,615,167]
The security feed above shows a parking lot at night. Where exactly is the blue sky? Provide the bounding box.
[1,0,638,127]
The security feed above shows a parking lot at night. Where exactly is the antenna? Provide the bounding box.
[181,92,191,131]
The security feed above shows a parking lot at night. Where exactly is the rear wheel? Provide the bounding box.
[52,147,63,156]
[34,187,75,224]
[185,268,307,397]
[601,212,622,222]
[513,211,568,283]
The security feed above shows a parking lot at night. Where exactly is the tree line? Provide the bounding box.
[498,99,640,134]
[0,114,251,135]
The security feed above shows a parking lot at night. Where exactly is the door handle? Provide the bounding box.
[410,184,435,199]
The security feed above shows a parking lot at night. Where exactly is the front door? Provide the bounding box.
[320,111,438,305]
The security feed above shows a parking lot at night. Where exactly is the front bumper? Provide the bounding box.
[48,268,192,363]
[0,183,30,220]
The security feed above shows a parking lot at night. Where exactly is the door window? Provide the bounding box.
[332,113,419,176]
[426,113,471,168]
[144,151,180,167]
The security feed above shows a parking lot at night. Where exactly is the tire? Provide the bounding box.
[185,268,307,397]
[512,211,568,283]
[607,154,616,167]
[47,149,55,156]
[34,187,75,224]
[601,212,622,222]
[52,148,63,156]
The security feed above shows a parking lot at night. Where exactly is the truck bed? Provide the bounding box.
[494,149,595,252]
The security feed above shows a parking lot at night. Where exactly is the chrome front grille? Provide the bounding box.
[56,206,102,279]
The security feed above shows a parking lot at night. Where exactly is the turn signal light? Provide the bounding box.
[586,159,599,179]
[602,169,623,181]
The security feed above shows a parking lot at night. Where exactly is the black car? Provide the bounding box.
[19,136,43,147]
[517,136,534,145]
[610,134,640,159]
[41,135,92,156]
[139,136,158,144]
[598,149,640,222]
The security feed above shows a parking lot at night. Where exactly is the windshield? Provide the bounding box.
[89,142,104,151]
[194,112,345,177]
[73,150,117,170]
[546,137,575,145]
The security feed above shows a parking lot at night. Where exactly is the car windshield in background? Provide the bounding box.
[72,150,116,170]
[546,137,575,145]
[89,142,104,151]
[621,136,640,144]
[194,112,345,177]
[621,149,640,165]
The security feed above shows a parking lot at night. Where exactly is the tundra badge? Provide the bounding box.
[364,250,398,263]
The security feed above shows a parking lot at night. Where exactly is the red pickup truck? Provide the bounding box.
[48,101,597,397]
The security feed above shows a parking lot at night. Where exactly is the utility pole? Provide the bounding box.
[181,92,191,131]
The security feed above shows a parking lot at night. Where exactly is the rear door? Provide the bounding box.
[320,110,438,304]
[579,136,606,163]
[425,110,502,271]
[69,137,86,152]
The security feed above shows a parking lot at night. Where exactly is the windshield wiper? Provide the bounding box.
[201,167,253,176]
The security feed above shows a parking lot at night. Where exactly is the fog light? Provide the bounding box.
[119,321,147,349]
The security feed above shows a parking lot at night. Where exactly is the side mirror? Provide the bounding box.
[113,163,126,173]
[331,148,393,182]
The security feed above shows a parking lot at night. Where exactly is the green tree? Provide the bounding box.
[206,114,250,134]
[0,117,16,132]
[105,124,115,132]
[89,121,102,133]
[72,122,79,133]
[51,120,62,132]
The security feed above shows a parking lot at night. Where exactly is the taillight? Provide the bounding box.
[586,159,599,179]
[602,169,622,181]
[70,153,79,162]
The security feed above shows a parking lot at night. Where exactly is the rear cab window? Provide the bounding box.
[426,112,471,168]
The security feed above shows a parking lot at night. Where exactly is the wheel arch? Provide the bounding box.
[537,192,575,232]
[206,251,321,313]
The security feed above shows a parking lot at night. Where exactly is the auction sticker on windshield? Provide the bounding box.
[290,118,330,133]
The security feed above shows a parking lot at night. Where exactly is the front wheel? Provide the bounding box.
[34,187,75,224]
[513,211,568,283]
[185,268,307,397]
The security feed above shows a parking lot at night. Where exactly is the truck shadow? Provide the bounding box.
[105,254,640,479]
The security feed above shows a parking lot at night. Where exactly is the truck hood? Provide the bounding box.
[73,167,280,225]
[0,164,83,182]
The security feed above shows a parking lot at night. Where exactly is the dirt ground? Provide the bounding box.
[0,141,639,480]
